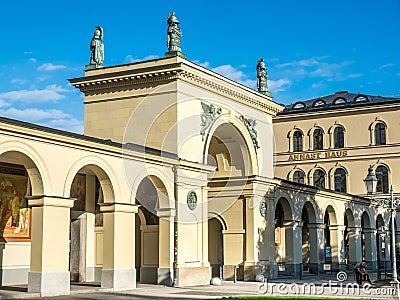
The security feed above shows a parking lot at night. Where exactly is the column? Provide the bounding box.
[157,208,175,286]
[264,197,278,279]
[364,228,378,270]
[244,196,265,281]
[308,223,325,273]
[79,175,96,282]
[100,203,138,291]
[284,220,303,279]
[348,226,362,264]
[335,225,347,270]
[28,196,74,297]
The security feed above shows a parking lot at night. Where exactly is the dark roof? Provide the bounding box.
[0,116,179,160]
[279,91,400,115]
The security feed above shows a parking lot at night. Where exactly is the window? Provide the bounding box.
[313,100,326,107]
[375,123,386,145]
[293,170,305,184]
[333,97,347,105]
[313,169,325,188]
[293,102,306,110]
[376,166,389,193]
[334,126,344,148]
[334,168,347,193]
[354,95,368,103]
[313,129,323,150]
[293,130,303,152]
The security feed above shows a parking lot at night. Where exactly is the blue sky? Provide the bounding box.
[0,0,399,133]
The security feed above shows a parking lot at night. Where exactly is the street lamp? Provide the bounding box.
[364,166,399,286]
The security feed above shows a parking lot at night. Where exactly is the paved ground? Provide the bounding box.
[0,273,399,299]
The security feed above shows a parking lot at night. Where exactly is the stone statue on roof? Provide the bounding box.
[165,12,186,59]
[85,26,104,70]
[256,58,270,95]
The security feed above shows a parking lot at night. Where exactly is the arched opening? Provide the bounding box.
[293,170,305,184]
[66,164,115,283]
[135,176,165,284]
[374,122,387,145]
[275,197,293,276]
[208,217,224,278]
[376,165,389,193]
[293,130,303,152]
[206,120,256,281]
[0,150,44,286]
[334,168,347,193]
[301,201,317,274]
[333,126,344,149]
[313,128,323,150]
[361,211,373,268]
[344,209,356,265]
[376,214,386,278]
[324,205,338,270]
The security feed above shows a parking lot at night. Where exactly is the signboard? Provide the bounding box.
[288,150,348,162]
[323,264,331,271]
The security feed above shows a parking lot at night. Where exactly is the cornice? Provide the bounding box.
[69,61,284,116]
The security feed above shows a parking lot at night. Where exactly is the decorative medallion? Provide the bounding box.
[259,199,267,217]
[187,190,197,210]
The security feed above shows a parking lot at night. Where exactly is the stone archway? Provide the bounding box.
[361,211,374,267]
[206,120,257,281]
[323,205,339,270]
[0,149,46,286]
[64,163,117,284]
[208,216,226,278]
[275,197,295,276]
[344,208,358,264]
[134,175,173,286]
[301,201,318,273]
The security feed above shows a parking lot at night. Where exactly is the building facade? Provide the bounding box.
[0,57,396,298]
[274,91,400,275]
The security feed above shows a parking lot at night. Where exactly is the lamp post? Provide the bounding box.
[364,166,399,286]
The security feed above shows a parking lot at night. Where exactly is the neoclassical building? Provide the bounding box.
[0,57,395,298]
[274,91,400,276]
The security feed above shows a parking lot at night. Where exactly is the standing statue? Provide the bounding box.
[240,115,260,149]
[165,12,186,58]
[256,58,270,95]
[85,26,104,70]
[200,102,222,141]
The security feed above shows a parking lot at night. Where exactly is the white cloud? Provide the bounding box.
[276,57,327,68]
[378,63,394,70]
[125,55,159,63]
[24,51,33,55]
[211,64,256,88]
[10,78,27,85]
[0,107,69,122]
[268,78,291,93]
[0,106,83,133]
[37,63,67,71]
[29,58,37,63]
[0,85,68,103]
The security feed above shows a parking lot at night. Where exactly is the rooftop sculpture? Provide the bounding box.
[256,58,270,95]
[85,26,104,70]
[165,12,186,59]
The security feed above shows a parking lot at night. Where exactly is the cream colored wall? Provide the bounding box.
[274,104,400,195]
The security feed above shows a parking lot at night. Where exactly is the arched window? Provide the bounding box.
[293,130,303,152]
[313,129,323,150]
[334,126,344,149]
[334,168,347,193]
[293,170,305,184]
[313,169,325,188]
[376,165,389,193]
[375,123,386,145]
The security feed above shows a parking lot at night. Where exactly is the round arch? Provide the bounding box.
[63,156,120,203]
[130,167,174,209]
[202,113,259,176]
[0,141,49,195]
